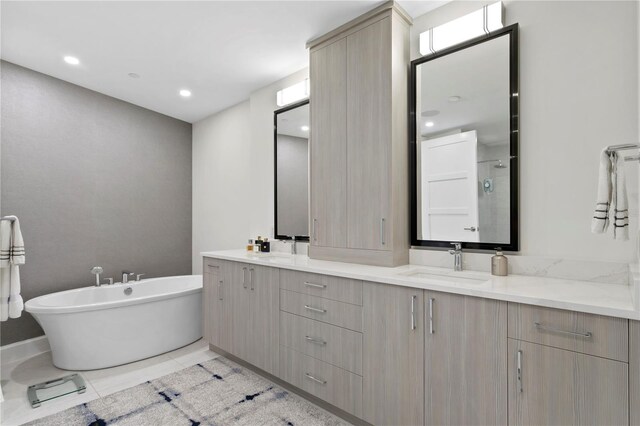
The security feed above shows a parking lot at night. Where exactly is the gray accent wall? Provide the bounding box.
[0,61,193,345]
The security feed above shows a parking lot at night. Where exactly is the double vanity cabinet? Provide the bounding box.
[203,254,639,426]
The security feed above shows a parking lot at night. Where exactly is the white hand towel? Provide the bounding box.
[0,216,25,320]
[612,153,629,241]
[592,149,612,233]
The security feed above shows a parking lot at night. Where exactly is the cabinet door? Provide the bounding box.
[231,262,252,361]
[508,339,628,426]
[424,292,507,425]
[363,282,424,425]
[204,261,232,352]
[310,38,347,248]
[346,18,391,250]
[244,264,280,375]
[631,320,640,426]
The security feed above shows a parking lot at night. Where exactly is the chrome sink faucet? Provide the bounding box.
[122,271,135,283]
[449,243,463,271]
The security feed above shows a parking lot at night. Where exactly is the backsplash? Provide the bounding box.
[410,249,630,285]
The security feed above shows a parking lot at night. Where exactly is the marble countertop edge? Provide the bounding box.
[201,250,639,321]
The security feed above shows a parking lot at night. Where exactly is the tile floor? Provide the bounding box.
[0,339,219,426]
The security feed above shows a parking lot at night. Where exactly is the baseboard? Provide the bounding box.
[209,344,370,426]
[0,335,50,366]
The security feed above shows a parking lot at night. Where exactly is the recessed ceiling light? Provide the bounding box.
[301,126,309,131]
[128,72,140,79]
[425,121,435,127]
[64,56,80,65]
[448,95,461,102]
[179,89,192,98]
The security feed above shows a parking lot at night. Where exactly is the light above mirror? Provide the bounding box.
[276,79,310,107]
[419,2,503,56]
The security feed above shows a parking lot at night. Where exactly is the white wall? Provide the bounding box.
[192,68,308,272]
[194,1,638,269]
[192,100,252,273]
[413,1,639,262]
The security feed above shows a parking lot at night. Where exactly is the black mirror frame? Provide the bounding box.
[274,99,310,242]
[409,23,519,252]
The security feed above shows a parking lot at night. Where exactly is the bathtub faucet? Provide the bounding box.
[90,266,103,286]
[122,271,135,284]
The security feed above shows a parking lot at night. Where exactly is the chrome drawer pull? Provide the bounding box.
[516,350,523,392]
[304,373,326,385]
[242,267,247,289]
[305,336,327,346]
[304,282,326,289]
[304,305,327,314]
[534,322,592,338]
[429,297,434,334]
[410,295,416,330]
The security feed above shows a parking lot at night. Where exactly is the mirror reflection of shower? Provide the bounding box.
[478,158,508,169]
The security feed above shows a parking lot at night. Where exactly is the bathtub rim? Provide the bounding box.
[25,275,202,315]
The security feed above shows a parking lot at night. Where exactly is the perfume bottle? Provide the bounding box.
[246,239,254,252]
[261,238,270,253]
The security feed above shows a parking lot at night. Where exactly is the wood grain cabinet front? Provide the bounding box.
[203,258,232,353]
[362,281,424,426]
[508,303,628,362]
[508,339,628,426]
[424,291,507,426]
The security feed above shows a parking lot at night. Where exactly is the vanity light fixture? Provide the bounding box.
[425,121,435,127]
[63,56,80,65]
[276,78,310,107]
[301,125,309,131]
[419,1,503,56]
[179,89,192,98]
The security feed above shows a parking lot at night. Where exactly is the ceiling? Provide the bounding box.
[419,33,510,146]
[1,1,446,123]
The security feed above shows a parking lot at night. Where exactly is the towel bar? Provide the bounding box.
[606,143,639,154]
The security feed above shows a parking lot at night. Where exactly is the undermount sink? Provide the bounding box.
[399,270,487,285]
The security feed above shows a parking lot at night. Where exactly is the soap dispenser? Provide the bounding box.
[491,249,508,276]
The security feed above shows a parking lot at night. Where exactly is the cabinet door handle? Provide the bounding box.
[517,350,523,392]
[304,305,326,314]
[218,280,223,301]
[249,268,254,291]
[464,226,477,232]
[305,336,327,346]
[411,295,417,330]
[533,322,592,338]
[380,218,386,245]
[305,373,327,385]
[242,267,247,289]
[304,282,326,289]
[429,297,434,334]
[313,219,318,242]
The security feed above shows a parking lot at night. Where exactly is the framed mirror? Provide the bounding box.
[410,24,519,251]
[274,99,310,241]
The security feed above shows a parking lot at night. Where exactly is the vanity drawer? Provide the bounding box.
[280,290,363,332]
[280,311,363,375]
[508,303,628,362]
[279,269,363,305]
[279,345,363,418]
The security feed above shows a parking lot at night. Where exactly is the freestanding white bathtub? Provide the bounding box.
[25,275,202,370]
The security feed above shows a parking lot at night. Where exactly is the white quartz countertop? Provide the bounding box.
[201,250,640,321]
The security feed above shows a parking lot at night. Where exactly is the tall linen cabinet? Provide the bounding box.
[308,2,411,267]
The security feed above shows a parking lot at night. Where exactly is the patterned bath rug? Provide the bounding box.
[25,357,349,426]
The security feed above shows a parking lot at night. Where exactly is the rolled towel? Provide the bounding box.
[0,216,25,320]
[592,149,613,233]
[612,153,629,241]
